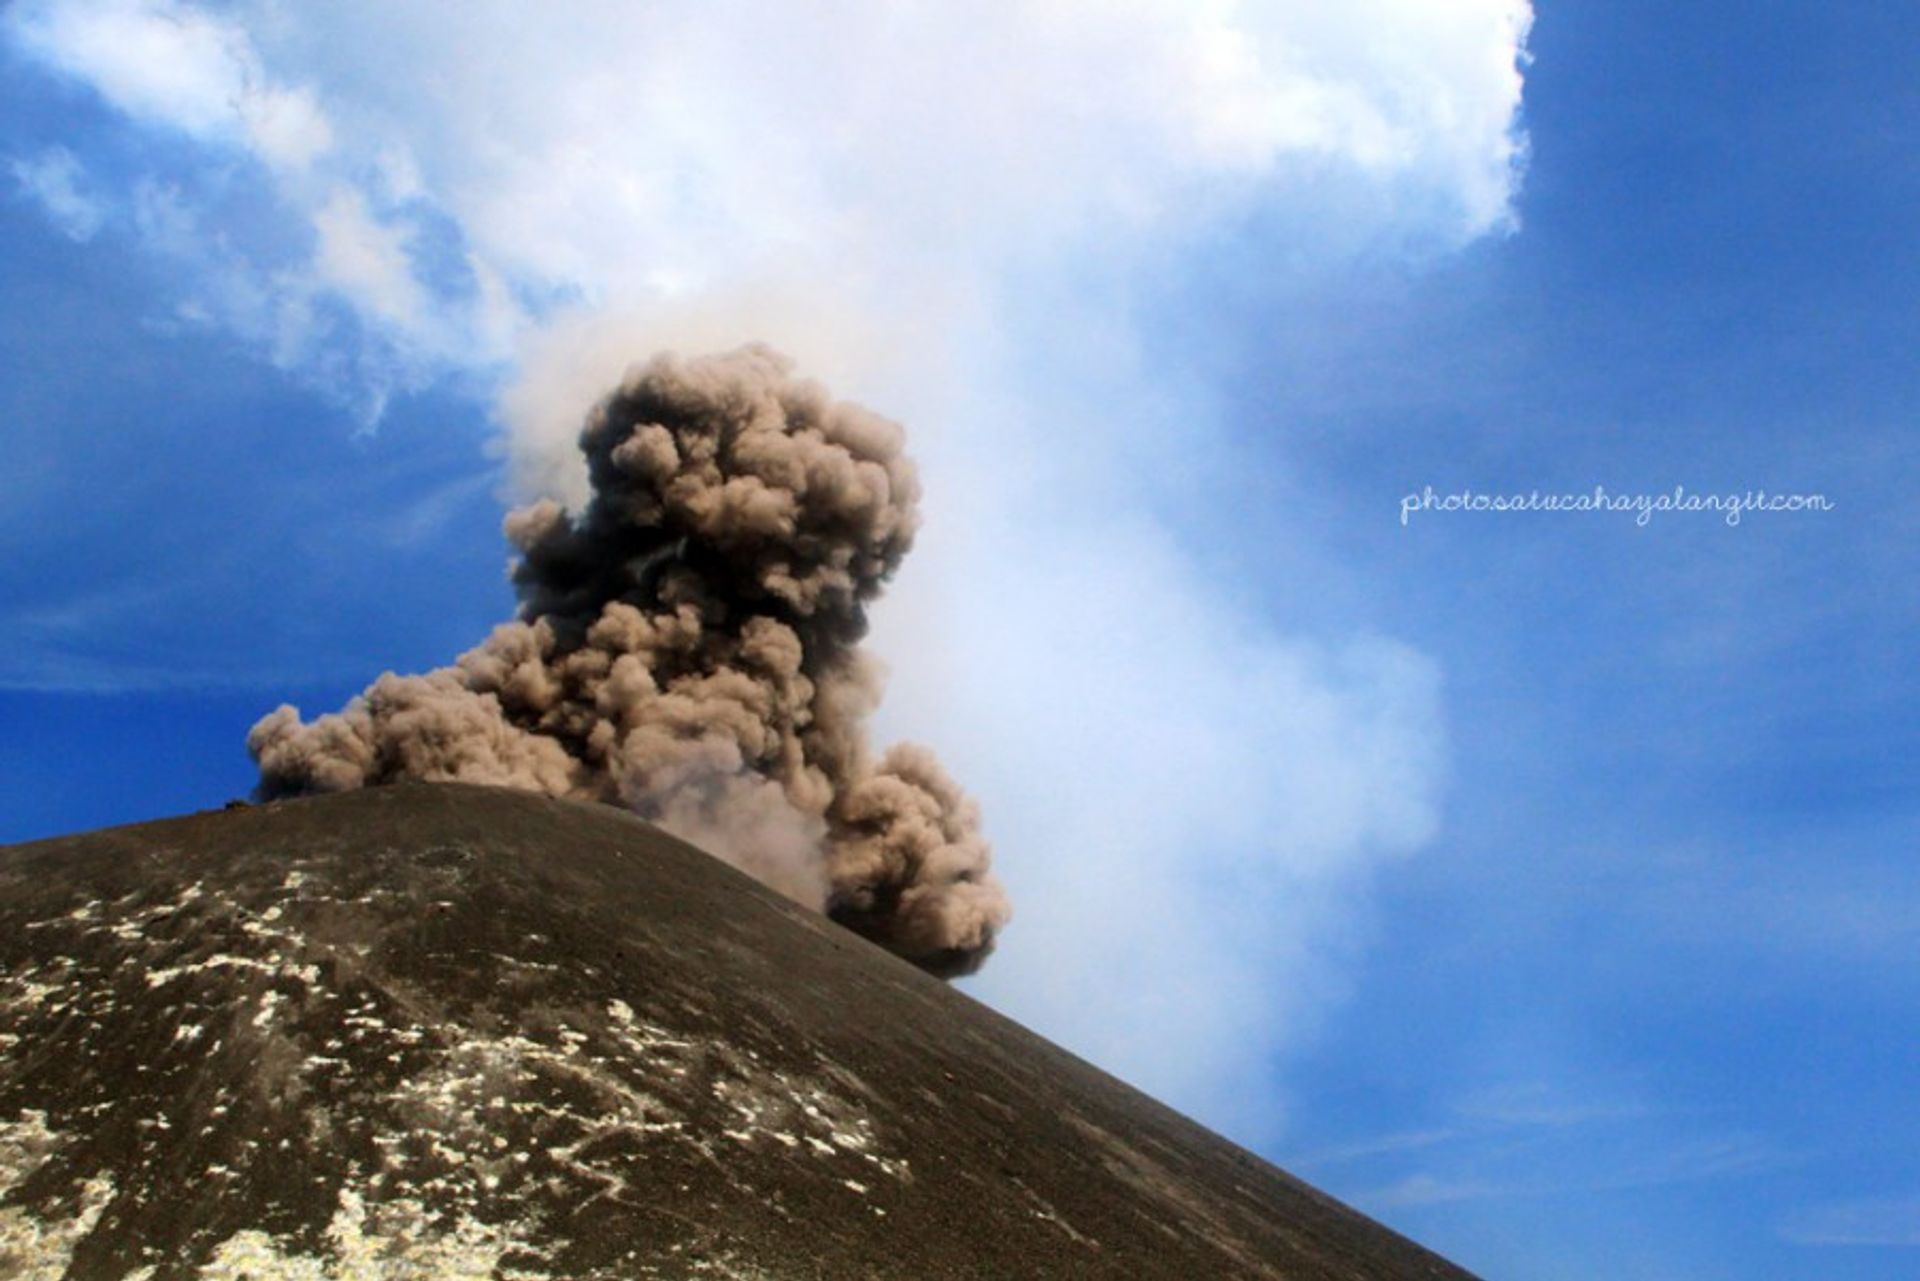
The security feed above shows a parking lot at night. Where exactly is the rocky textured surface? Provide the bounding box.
[0,783,1476,1279]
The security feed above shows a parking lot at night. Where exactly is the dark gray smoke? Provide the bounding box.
[249,345,1009,976]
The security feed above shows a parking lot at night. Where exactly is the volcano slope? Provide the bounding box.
[0,783,1477,1280]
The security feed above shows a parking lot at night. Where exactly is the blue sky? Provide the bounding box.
[2,3,1915,1278]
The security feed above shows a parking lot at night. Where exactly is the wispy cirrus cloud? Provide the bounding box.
[1454,1080,1654,1128]
[1781,1193,1920,1247]
[1326,1079,1783,1213]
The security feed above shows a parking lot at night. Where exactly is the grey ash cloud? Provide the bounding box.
[250,345,1009,976]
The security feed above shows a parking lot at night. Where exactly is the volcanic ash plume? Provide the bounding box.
[248,345,1009,976]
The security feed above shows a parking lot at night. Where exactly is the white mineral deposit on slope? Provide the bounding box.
[0,872,915,1277]
[195,1190,530,1281]
[0,1110,114,1281]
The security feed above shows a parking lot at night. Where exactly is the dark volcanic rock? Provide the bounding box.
[0,783,1476,1279]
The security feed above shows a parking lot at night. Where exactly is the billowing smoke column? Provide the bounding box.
[249,345,1009,976]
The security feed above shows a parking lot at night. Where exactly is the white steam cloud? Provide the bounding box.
[6,0,1528,1131]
